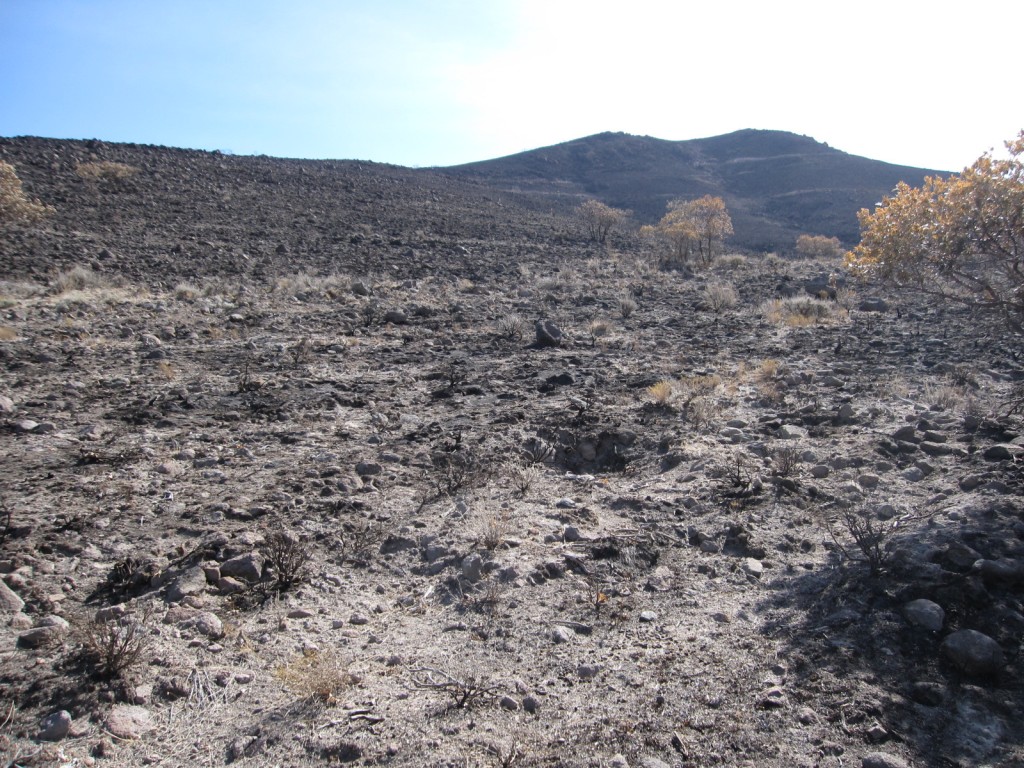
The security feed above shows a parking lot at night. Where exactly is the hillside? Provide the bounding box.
[1,135,1023,768]
[438,129,946,251]
[0,136,575,288]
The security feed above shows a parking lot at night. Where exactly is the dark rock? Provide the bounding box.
[941,629,1004,677]
[38,710,72,741]
[535,319,562,347]
[902,599,944,631]
[984,443,1021,461]
[858,298,890,312]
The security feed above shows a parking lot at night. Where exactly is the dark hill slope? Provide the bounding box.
[437,129,946,251]
[0,137,576,286]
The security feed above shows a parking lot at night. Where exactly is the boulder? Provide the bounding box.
[902,599,944,632]
[942,629,1004,677]
[535,320,562,348]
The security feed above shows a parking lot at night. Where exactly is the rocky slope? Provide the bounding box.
[0,138,1022,768]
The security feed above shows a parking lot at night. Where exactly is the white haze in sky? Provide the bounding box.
[0,0,1019,171]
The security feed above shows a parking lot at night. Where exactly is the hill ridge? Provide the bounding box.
[436,128,945,250]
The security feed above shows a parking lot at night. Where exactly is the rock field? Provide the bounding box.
[1,138,1023,767]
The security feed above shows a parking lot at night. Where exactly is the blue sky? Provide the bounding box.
[1,0,1020,171]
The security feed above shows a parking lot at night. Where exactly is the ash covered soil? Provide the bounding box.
[1,138,1023,767]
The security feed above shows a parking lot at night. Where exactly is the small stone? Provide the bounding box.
[461,553,483,583]
[105,705,155,739]
[191,611,223,638]
[498,695,519,711]
[908,681,944,706]
[166,566,209,602]
[220,553,263,583]
[941,629,1004,677]
[562,525,582,542]
[577,664,601,680]
[349,613,370,626]
[17,625,65,648]
[133,683,153,705]
[797,706,817,724]
[902,599,944,632]
[759,687,786,708]
[985,443,1022,460]
[861,752,909,768]
[777,424,807,440]
[522,695,539,713]
[639,610,658,623]
[743,558,764,579]
[0,580,24,612]
[551,626,572,644]
[810,464,830,478]
[959,474,985,491]
[867,724,889,743]
[217,576,246,595]
[287,608,315,619]
[835,403,857,424]
[38,710,72,741]
[857,474,880,489]
[920,441,952,456]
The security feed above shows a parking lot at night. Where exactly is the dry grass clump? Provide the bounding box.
[477,509,511,550]
[75,161,138,182]
[618,294,637,319]
[751,358,787,404]
[0,280,45,306]
[713,253,748,272]
[1,161,53,225]
[676,374,723,429]
[647,379,675,407]
[587,318,612,345]
[274,649,359,705]
[760,295,841,326]
[922,381,969,412]
[172,282,204,301]
[273,272,319,297]
[703,281,739,312]
[508,461,540,497]
[51,265,111,294]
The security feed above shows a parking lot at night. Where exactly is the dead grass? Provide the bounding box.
[760,295,844,326]
[274,649,359,705]
[51,265,110,294]
[703,281,739,312]
[647,379,675,407]
[75,161,139,182]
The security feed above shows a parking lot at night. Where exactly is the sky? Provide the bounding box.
[1,0,1020,172]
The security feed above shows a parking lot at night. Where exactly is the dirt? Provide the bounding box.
[1,138,1023,768]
